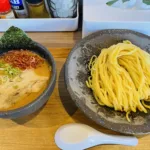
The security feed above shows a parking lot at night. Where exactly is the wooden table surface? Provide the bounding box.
[0,31,150,150]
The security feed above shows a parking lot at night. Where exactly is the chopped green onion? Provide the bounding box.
[0,61,21,79]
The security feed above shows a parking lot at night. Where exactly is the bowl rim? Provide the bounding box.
[0,42,56,118]
[65,29,150,135]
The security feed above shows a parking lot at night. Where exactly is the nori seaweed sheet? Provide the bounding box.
[0,26,36,49]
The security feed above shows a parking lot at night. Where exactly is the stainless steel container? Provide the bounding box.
[47,0,78,18]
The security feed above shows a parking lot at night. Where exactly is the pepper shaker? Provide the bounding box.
[47,0,78,18]
[9,0,28,18]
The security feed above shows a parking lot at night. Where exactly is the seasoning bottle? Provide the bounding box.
[9,0,28,18]
[25,0,50,18]
[0,0,15,19]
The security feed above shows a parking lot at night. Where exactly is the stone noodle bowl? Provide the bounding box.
[0,27,56,119]
[65,29,150,135]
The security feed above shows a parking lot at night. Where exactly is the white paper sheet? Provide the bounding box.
[83,0,150,37]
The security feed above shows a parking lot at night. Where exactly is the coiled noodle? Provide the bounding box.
[86,41,150,122]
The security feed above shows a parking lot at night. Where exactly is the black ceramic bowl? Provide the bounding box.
[65,29,150,135]
[0,27,56,119]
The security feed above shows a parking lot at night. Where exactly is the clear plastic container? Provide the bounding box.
[26,0,50,18]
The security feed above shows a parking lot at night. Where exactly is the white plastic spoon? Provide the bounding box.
[55,123,138,150]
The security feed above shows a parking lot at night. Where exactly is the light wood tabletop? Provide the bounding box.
[0,31,149,150]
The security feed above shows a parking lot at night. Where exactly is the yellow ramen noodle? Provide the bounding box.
[86,41,150,122]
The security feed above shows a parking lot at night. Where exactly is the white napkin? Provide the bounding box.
[83,0,150,37]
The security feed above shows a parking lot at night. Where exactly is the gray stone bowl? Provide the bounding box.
[0,43,56,119]
[65,29,150,135]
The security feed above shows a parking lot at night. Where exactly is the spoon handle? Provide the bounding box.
[88,133,138,147]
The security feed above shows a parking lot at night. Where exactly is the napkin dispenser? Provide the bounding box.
[83,0,150,37]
